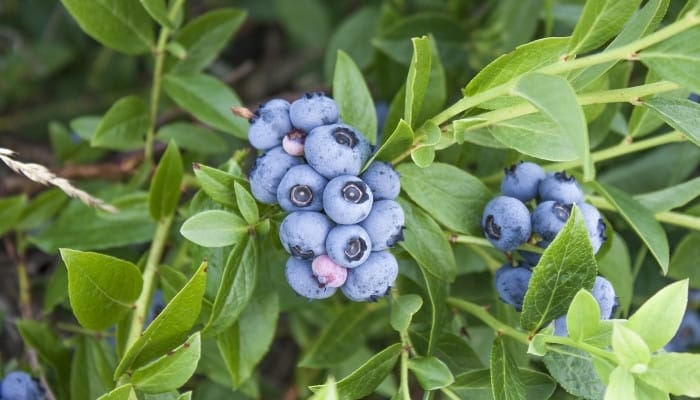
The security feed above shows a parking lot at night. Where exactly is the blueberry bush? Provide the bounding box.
[2,0,700,399]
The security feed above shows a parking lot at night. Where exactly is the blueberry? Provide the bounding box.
[689,93,700,103]
[323,175,374,224]
[305,123,371,179]
[481,196,532,252]
[375,101,389,137]
[531,201,571,242]
[248,99,293,150]
[665,310,700,352]
[592,276,617,319]
[500,161,546,202]
[282,130,306,156]
[249,146,304,204]
[276,165,328,212]
[1,371,42,400]
[285,257,336,299]
[325,224,372,268]
[578,203,607,254]
[145,289,165,328]
[279,211,334,260]
[494,263,532,311]
[311,254,348,287]
[360,161,401,200]
[289,92,340,132]
[538,171,584,204]
[517,240,549,266]
[360,200,404,251]
[341,250,399,302]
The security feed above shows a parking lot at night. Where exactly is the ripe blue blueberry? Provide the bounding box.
[494,264,532,311]
[592,276,617,319]
[276,165,328,212]
[279,211,334,260]
[538,171,584,204]
[500,161,546,202]
[531,201,571,242]
[325,224,372,268]
[360,161,401,200]
[285,257,336,299]
[249,146,304,204]
[248,99,293,150]
[323,175,374,224]
[305,124,371,179]
[341,250,399,302]
[289,92,340,132]
[665,310,700,352]
[1,371,42,400]
[578,203,607,254]
[359,200,404,251]
[481,196,532,252]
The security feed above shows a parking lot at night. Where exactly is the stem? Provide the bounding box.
[440,387,462,400]
[543,335,618,364]
[446,297,530,345]
[586,195,700,231]
[400,346,412,400]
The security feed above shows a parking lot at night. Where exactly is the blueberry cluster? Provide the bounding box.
[665,293,700,352]
[247,93,404,302]
[0,371,43,400]
[483,162,616,333]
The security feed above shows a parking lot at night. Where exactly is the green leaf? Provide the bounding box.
[490,336,526,400]
[635,380,669,400]
[625,279,688,352]
[60,249,142,330]
[410,145,436,168]
[566,290,601,342]
[323,6,380,81]
[598,233,633,314]
[274,0,330,48]
[520,206,598,332]
[70,115,101,140]
[604,366,636,400]
[309,376,339,400]
[131,332,201,393]
[591,182,669,272]
[180,210,248,248]
[489,114,579,161]
[168,8,247,73]
[511,73,592,180]
[408,356,454,390]
[397,198,457,282]
[419,268,450,356]
[16,320,72,398]
[543,346,606,400]
[404,36,431,127]
[452,368,556,400]
[162,73,247,138]
[332,50,377,144]
[397,162,491,235]
[0,194,27,236]
[415,36,446,127]
[217,282,278,387]
[60,0,154,54]
[233,182,258,225]
[96,384,137,400]
[115,260,207,376]
[193,163,245,208]
[390,294,423,333]
[410,331,484,373]
[205,237,257,335]
[156,122,227,154]
[149,140,183,220]
[70,336,116,400]
[640,352,700,397]
[638,26,700,93]
[309,343,402,400]
[567,0,642,56]
[364,119,414,166]
[139,0,174,29]
[635,176,700,213]
[612,323,650,371]
[16,189,68,231]
[91,96,149,150]
[627,72,667,139]
[643,96,700,147]
[668,233,700,287]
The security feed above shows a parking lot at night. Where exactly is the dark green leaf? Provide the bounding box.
[640,353,700,397]
[115,261,207,376]
[71,336,116,400]
[397,162,491,235]
[233,182,258,225]
[452,368,556,400]
[162,73,247,138]
[567,0,642,55]
[149,140,183,220]
[132,332,201,393]
[542,346,606,400]
[91,96,150,150]
[643,96,700,146]
[168,9,247,73]
[139,0,174,29]
[668,233,700,288]
[397,198,456,282]
[415,37,446,127]
[364,119,414,166]
[96,384,137,400]
[638,25,700,93]
[404,36,431,127]
[333,50,377,144]
[60,0,154,54]
[205,237,257,335]
[156,123,227,154]
[491,336,526,400]
[410,332,484,373]
[180,210,248,248]
[419,264,449,356]
[635,176,700,213]
[0,194,27,236]
[16,189,68,231]
[274,0,330,48]
[566,290,601,342]
[310,343,402,400]
[390,294,423,333]
[323,6,379,81]
[520,206,598,333]
[193,163,244,208]
[408,356,454,390]
[16,320,72,398]
[591,182,669,272]
[60,249,142,330]
[490,114,579,161]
